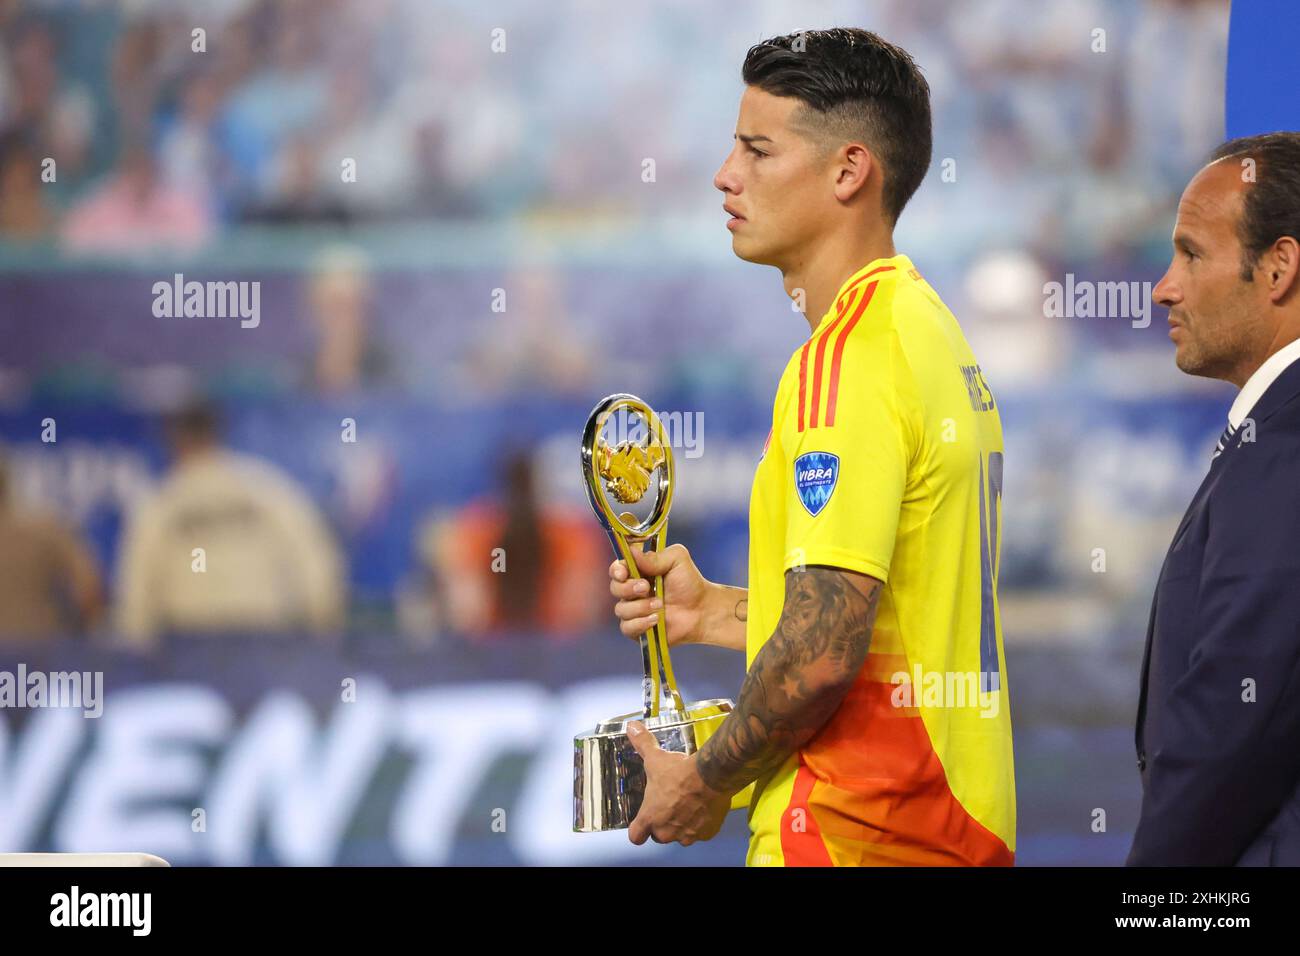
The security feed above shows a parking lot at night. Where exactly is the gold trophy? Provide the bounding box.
[574,394,736,832]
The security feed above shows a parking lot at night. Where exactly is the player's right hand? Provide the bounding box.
[608,543,708,647]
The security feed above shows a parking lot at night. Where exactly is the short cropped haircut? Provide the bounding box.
[742,27,932,224]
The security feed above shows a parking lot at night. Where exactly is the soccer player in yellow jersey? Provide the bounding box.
[609,27,1016,866]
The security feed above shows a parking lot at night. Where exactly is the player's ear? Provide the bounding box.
[833,142,874,204]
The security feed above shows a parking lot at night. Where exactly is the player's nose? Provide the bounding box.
[714,152,740,195]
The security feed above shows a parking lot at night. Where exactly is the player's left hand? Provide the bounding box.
[626,720,731,847]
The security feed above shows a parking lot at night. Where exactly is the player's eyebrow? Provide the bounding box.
[1173,233,1202,255]
[736,133,774,145]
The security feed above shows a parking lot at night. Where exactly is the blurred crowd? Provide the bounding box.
[0,0,1227,258]
[0,0,1234,403]
[0,0,489,251]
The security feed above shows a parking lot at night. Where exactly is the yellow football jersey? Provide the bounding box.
[744,253,1016,866]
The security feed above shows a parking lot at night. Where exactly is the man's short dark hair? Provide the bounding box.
[1209,132,1300,281]
[165,399,222,445]
[741,27,932,224]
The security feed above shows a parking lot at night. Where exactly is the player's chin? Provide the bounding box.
[729,234,775,266]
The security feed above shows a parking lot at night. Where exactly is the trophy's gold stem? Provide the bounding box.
[613,526,685,718]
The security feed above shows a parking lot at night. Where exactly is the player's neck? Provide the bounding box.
[782,231,896,334]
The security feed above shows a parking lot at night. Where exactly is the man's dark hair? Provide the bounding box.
[165,398,222,446]
[741,27,932,224]
[1209,132,1300,281]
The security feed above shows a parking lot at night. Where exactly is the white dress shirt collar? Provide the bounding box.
[1228,337,1300,429]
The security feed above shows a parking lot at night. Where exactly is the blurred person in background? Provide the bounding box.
[0,452,104,642]
[61,143,212,255]
[0,132,54,238]
[303,63,417,219]
[156,68,231,218]
[115,400,346,646]
[304,245,393,393]
[246,134,351,224]
[464,266,594,399]
[0,17,94,190]
[429,451,604,641]
[220,0,328,218]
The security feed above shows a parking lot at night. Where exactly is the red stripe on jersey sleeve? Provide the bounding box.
[825,280,879,427]
[808,287,858,430]
[797,339,810,432]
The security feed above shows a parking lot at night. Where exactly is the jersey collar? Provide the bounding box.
[813,253,911,336]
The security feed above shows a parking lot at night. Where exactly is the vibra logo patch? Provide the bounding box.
[794,451,839,516]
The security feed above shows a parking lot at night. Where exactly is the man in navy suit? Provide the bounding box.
[1132,131,1300,865]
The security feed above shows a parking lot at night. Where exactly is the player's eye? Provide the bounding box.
[747,144,767,157]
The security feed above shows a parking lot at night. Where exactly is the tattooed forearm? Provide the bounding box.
[695,566,881,794]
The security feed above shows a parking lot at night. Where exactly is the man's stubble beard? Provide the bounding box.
[1175,328,1235,380]
[1175,307,1260,384]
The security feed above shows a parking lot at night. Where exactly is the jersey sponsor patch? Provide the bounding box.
[793,451,839,516]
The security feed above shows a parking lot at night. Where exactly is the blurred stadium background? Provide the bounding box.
[0,0,1235,865]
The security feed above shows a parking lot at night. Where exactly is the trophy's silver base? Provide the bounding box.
[573,698,734,832]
